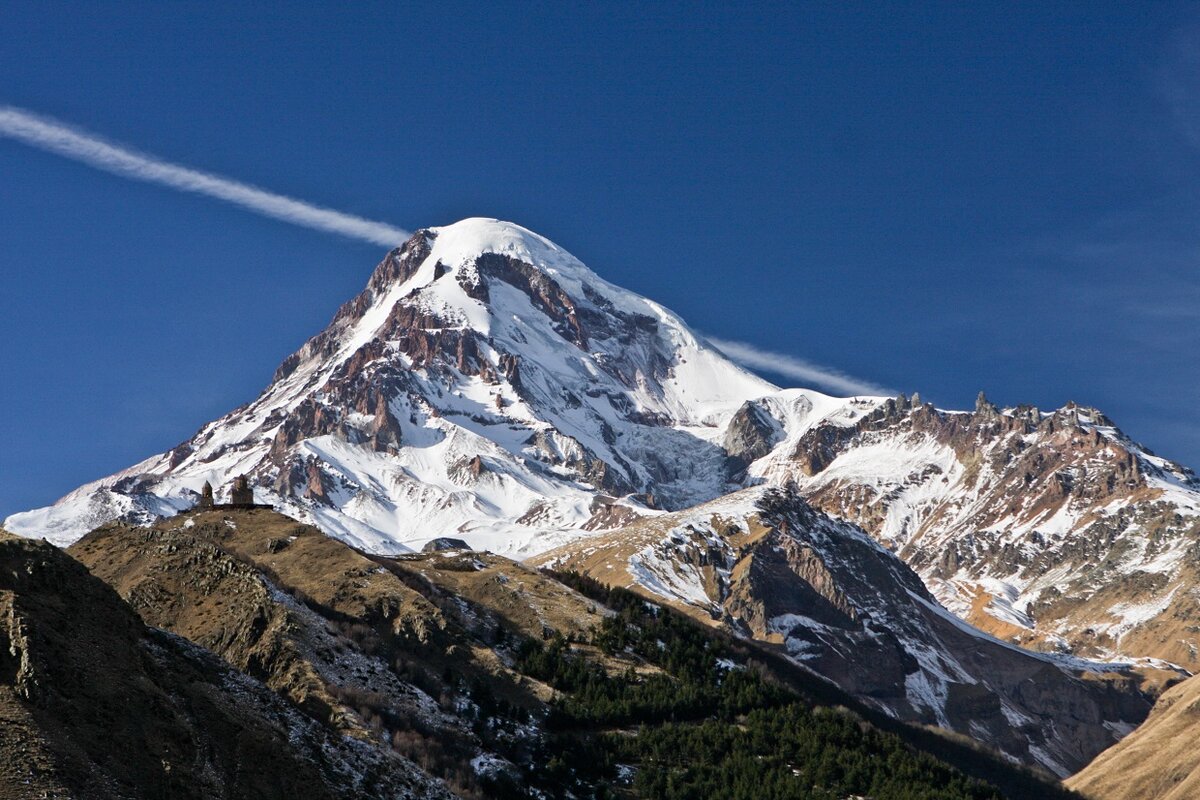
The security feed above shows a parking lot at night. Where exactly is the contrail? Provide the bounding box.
[0,105,410,247]
[0,106,890,398]
[705,335,894,397]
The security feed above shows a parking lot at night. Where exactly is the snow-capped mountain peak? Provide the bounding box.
[6,218,780,551]
[11,216,1200,778]
[10,217,1200,682]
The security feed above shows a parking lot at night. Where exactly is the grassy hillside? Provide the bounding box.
[65,510,1080,799]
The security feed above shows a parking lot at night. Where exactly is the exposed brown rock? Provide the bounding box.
[769,394,1200,664]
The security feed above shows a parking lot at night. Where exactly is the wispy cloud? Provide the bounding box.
[1158,24,1200,149]
[704,336,894,397]
[0,105,410,247]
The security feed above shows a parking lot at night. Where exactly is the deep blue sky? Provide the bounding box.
[2,3,1199,516]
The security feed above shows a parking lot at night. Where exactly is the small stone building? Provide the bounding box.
[230,474,254,506]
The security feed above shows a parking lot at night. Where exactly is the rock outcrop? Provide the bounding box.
[740,390,1200,667]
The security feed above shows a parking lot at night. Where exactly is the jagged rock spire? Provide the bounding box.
[975,390,999,418]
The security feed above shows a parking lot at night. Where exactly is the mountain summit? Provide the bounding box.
[8,219,777,552]
[8,218,1200,672]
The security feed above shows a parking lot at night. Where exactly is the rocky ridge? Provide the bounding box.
[737,390,1200,667]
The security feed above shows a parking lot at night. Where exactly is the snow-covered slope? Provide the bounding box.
[735,390,1200,667]
[6,219,776,553]
[9,217,1200,677]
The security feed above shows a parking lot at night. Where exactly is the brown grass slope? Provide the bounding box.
[58,507,1089,799]
[1067,672,1200,800]
[0,529,453,800]
[68,508,620,797]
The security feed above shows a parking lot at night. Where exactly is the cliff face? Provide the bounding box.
[533,487,1175,778]
[0,529,454,800]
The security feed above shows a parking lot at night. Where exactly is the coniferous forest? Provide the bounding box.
[480,571,1077,800]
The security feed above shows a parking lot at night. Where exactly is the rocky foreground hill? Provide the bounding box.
[0,528,452,800]
[2,509,1082,799]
